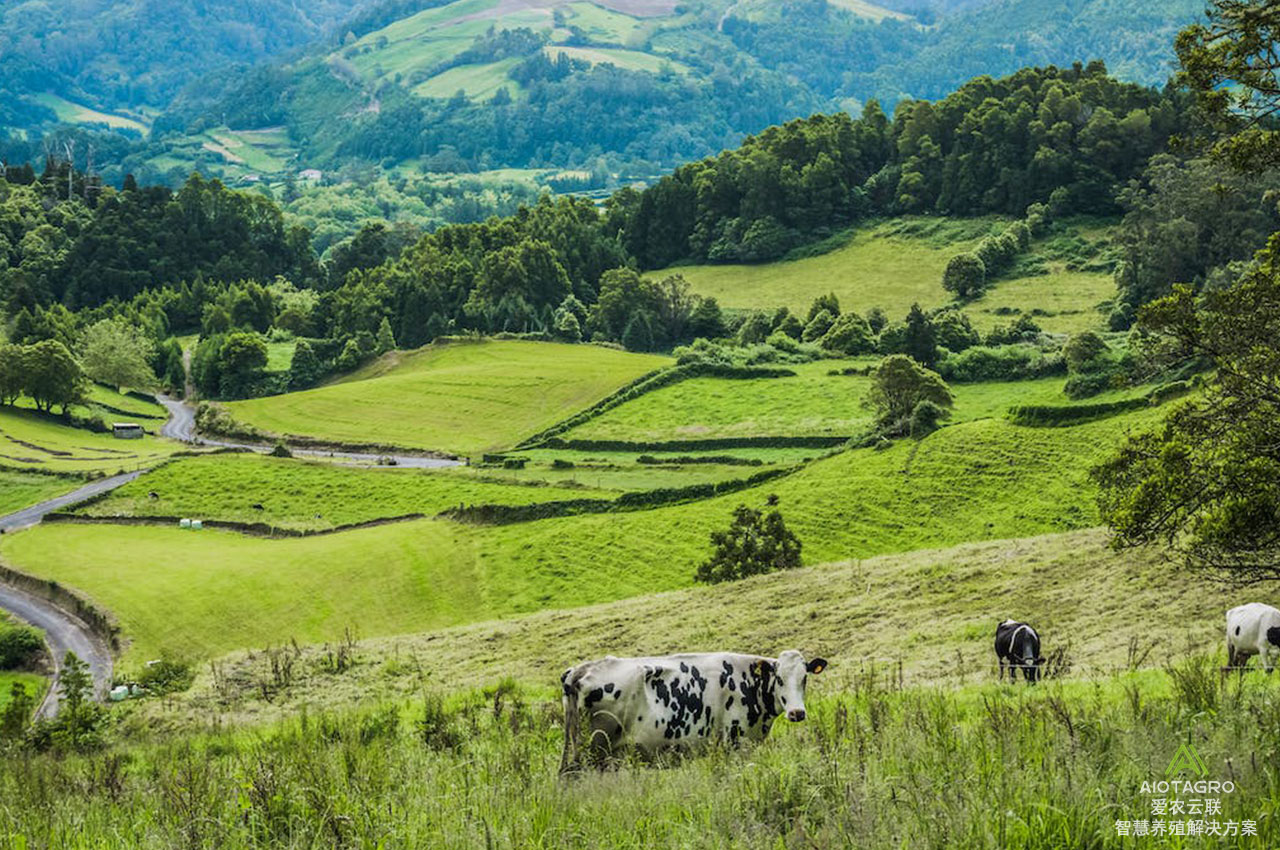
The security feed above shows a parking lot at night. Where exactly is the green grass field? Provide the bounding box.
[0,672,45,712]
[0,470,80,517]
[676,218,1116,334]
[82,385,167,420]
[264,341,297,372]
[225,340,670,455]
[77,453,609,531]
[32,94,149,133]
[413,58,523,100]
[0,408,1163,663]
[564,365,1151,443]
[0,407,181,474]
[543,45,689,74]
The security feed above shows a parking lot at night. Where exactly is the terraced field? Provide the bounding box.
[0,407,181,474]
[0,470,79,517]
[225,340,670,455]
[1,407,1164,663]
[77,453,610,531]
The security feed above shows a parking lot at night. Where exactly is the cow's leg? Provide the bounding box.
[559,687,580,775]
[1227,643,1237,670]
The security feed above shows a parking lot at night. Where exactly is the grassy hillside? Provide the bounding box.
[76,453,610,531]
[225,340,670,455]
[0,408,1164,662]
[0,471,81,517]
[0,407,181,474]
[155,527,1241,726]
[564,365,1151,443]
[676,218,1116,334]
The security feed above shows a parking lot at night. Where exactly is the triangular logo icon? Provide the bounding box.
[1166,743,1208,777]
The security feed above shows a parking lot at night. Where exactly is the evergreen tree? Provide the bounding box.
[375,316,396,354]
[695,500,802,584]
[904,303,938,366]
[288,339,324,390]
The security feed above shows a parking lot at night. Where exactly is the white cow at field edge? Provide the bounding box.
[1226,603,1280,672]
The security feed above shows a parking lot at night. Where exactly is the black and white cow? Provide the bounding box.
[995,619,1044,683]
[1226,603,1280,672]
[559,650,827,772]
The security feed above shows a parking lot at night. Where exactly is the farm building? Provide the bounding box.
[112,423,144,439]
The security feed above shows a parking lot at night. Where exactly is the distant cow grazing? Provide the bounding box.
[559,650,827,772]
[995,620,1044,683]
[1226,603,1280,672]
[251,503,265,511]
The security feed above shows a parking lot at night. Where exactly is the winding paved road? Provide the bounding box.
[0,583,112,718]
[0,471,143,533]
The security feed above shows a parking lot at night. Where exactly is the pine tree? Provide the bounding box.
[375,317,397,354]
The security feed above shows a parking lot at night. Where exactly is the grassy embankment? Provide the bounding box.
[0,406,181,475]
[5,529,1277,847]
[676,217,1117,335]
[225,340,670,455]
[1,407,1168,663]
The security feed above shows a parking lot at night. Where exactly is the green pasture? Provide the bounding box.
[459,447,810,490]
[676,217,1116,334]
[264,341,297,372]
[563,365,1153,443]
[0,470,80,517]
[32,94,149,133]
[0,407,181,474]
[543,45,688,74]
[77,453,608,531]
[12,654,1280,847]
[82,385,167,420]
[225,340,670,455]
[413,58,523,100]
[1,407,1164,663]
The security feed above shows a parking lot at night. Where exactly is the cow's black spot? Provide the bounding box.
[680,662,689,673]
[1268,626,1280,648]
[725,696,734,709]
[728,679,736,692]
[604,682,615,694]
[720,661,733,687]
[584,688,604,708]
[1237,626,1242,636]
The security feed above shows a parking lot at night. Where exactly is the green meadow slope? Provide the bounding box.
[0,407,181,474]
[676,218,1116,334]
[224,340,670,455]
[1,407,1165,663]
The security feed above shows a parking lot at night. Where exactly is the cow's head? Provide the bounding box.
[765,650,827,722]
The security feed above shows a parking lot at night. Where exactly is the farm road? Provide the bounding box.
[0,470,143,533]
[155,394,463,468]
[0,582,112,719]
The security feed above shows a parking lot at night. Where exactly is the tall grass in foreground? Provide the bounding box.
[1,658,1278,848]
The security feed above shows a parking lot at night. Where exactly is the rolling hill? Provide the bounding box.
[223,339,671,454]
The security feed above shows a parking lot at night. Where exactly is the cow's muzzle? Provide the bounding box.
[787,708,806,722]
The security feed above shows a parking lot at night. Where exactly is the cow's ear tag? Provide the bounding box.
[806,658,828,674]
[752,661,763,675]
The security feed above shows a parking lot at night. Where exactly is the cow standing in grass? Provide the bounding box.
[559,650,827,772]
[1226,603,1280,672]
[995,619,1044,683]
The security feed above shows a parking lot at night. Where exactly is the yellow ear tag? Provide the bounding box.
[812,663,825,674]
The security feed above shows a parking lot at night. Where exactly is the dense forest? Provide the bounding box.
[0,0,1206,188]
[3,57,1277,403]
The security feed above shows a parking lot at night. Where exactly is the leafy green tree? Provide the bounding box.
[1094,233,1280,580]
[216,332,268,398]
[806,292,840,322]
[1063,331,1109,372]
[802,309,835,342]
[821,312,875,355]
[0,343,26,405]
[865,354,954,435]
[904,303,938,367]
[587,268,658,342]
[931,309,980,353]
[375,316,396,354]
[335,338,365,372]
[1177,0,1280,172]
[288,339,324,390]
[736,311,773,346]
[78,319,156,391]
[24,340,85,413]
[866,307,888,334]
[160,338,186,393]
[687,297,726,340]
[942,253,986,298]
[552,309,582,343]
[695,501,802,584]
[621,313,655,352]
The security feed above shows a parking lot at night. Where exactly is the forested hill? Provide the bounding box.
[0,0,1205,187]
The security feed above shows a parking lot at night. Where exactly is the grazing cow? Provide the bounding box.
[995,619,1044,683]
[559,650,827,772]
[251,503,265,511]
[1225,603,1280,672]
[148,491,159,500]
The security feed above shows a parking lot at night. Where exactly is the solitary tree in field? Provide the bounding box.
[904,303,938,367]
[696,500,802,584]
[865,354,954,436]
[24,340,85,413]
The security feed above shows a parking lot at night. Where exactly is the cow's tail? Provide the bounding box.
[559,668,580,775]
[1267,626,1280,649]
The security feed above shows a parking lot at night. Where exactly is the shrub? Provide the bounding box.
[942,253,986,297]
[1063,332,1109,372]
[136,656,195,695]
[821,312,875,355]
[695,501,801,583]
[269,441,293,458]
[0,625,43,669]
[502,458,527,469]
[802,309,835,342]
[551,458,575,469]
[937,345,1066,382]
[931,309,980,353]
[865,354,954,436]
[909,399,949,438]
[985,315,1042,345]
